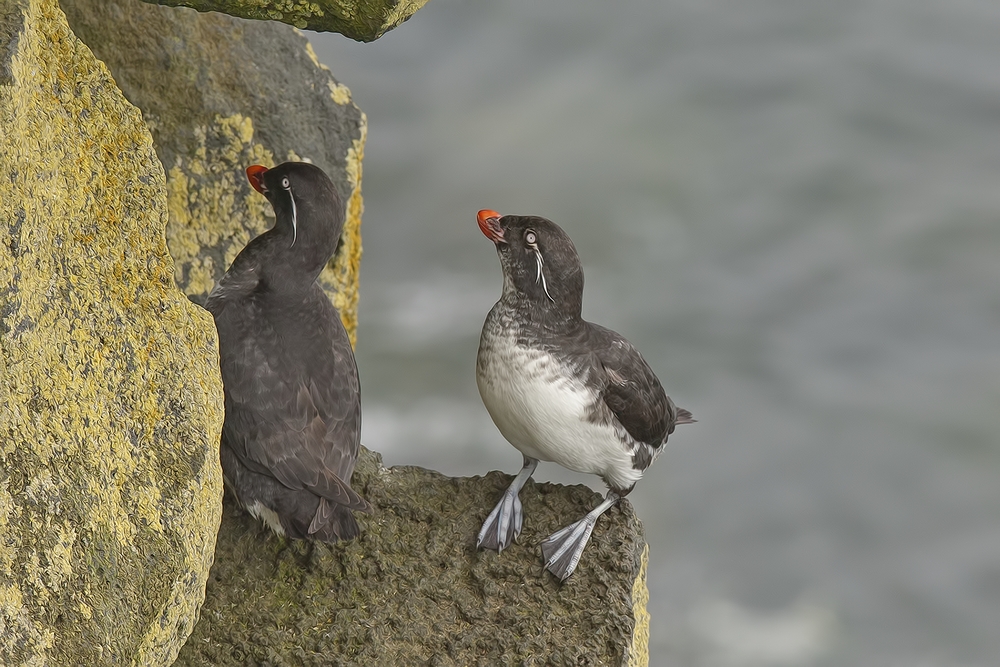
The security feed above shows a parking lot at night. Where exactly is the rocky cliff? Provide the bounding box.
[176,448,651,666]
[1,0,652,663]
[0,0,224,663]
[61,0,367,344]
[139,0,431,41]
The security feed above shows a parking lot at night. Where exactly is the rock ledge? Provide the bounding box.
[177,449,650,666]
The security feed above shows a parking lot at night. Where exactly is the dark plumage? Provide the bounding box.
[475,210,693,579]
[206,162,370,543]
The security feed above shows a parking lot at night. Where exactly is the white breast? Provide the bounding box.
[476,328,643,491]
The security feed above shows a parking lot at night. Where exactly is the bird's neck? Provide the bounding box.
[498,290,582,336]
[260,229,336,293]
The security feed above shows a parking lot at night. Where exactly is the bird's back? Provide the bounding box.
[217,282,361,484]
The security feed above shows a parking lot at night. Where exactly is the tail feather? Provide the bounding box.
[667,396,696,426]
[674,407,696,425]
[308,498,361,543]
[310,468,371,513]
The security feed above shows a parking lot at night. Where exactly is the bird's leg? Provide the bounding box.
[477,457,538,552]
[541,490,621,581]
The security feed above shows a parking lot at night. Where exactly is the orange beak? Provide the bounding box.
[477,209,504,243]
[246,165,268,194]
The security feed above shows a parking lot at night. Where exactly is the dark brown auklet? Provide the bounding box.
[205,162,371,542]
[475,209,694,580]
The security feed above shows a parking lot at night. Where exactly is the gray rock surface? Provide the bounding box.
[61,0,367,344]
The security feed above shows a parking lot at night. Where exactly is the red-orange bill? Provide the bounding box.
[246,165,268,194]
[477,209,504,242]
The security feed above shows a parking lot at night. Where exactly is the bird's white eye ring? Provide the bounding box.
[281,176,290,189]
[525,230,537,245]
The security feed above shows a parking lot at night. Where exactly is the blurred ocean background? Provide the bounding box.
[309,1,1000,664]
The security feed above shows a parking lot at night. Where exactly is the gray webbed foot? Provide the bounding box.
[477,457,538,552]
[541,491,620,581]
[540,516,597,581]
[477,486,524,552]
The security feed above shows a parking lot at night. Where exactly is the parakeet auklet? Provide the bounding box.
[205,162,371,542]
[475,209,694,580]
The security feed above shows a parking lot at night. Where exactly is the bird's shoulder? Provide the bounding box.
[204,238,269,316]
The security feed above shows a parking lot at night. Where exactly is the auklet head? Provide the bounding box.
[477,210,584,318]
[246,162,343,284]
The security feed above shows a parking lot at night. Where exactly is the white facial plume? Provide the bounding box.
[525,229,554,303]
[280,175,297,247]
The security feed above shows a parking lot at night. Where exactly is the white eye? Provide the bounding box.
[281,176,290,189]
[525,231,537,245]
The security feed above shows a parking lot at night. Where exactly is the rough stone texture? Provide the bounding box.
[138,0,430,42]
[175,448,649,665]
[0,0,224,664]
[61,0,367,345]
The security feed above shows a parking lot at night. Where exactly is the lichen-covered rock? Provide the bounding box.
[175,448,650,665]
[61,0,366,344]
[0,0,224,664]
[138,0,430,41]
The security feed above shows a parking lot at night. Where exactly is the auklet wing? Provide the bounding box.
[587,322,684,451]
[539,322,692,580]
[218,286,369,521]
[203,235,269,317]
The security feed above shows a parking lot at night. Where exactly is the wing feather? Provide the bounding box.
[581,323,687,447]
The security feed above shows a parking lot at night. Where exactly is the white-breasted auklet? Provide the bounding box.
[205,162,371,542]
[475,209,694,580]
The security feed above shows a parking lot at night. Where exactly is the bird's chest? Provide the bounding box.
[476,326,599,463]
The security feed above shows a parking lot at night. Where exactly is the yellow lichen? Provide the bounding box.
[320,113,366,346]
[328,80,352,105]
[46,526,77,592]
[628,544,651,667]
[303,39,325,70]
[305,34,353,106]
[0,0,224,663]
[381,0,432,33]
[162,113,275,298]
